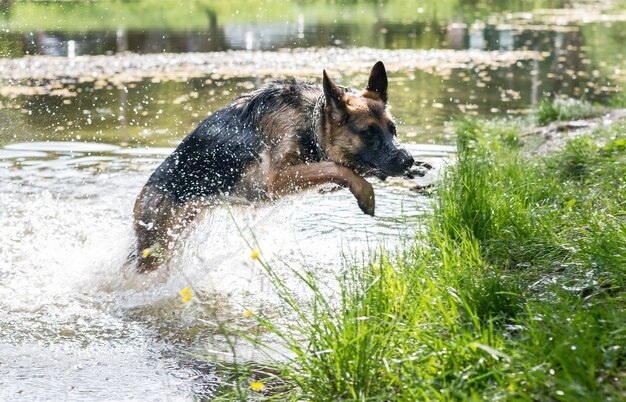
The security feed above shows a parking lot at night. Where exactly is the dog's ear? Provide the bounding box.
[365,61,388,104]
[323,69,347,120]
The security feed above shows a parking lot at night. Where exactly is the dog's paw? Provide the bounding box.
[358,198,375,216]
[353,180,375,216]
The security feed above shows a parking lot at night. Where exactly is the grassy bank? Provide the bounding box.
[0,0,457,31]
[231,105,626,400]
[0,0,568,32]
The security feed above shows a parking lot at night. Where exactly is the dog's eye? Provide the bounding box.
[363,125,381,136]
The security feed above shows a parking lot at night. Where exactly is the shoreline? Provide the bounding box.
[0,47,542,85]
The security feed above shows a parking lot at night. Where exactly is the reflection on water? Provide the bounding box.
[0,7,623,146]
[1,0,623,57]
[0,0,624,399]
[0,56,618,148]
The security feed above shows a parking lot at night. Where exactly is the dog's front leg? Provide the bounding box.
[268,162,375,216]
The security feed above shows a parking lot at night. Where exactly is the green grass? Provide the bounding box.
[216,110,626,400]
[535,98,605,126]
[610,92,626,108]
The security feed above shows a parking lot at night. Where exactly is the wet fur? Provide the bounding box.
[133,62,414,272]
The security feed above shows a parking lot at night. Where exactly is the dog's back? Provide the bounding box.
[148,80,321,201]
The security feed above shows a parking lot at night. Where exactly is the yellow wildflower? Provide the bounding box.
[243,309,253,318]
[250,381,265,391]
[141,243,163,259]
[179,287,192,303]
[250,249,260,260]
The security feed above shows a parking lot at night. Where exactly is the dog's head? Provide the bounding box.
[320,61,414,180]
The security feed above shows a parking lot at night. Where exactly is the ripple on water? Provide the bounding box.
[4,141,121,153]
[113,147,176,156]
[0,149,48,159]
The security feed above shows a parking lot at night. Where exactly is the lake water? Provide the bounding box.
[0,0,624,399]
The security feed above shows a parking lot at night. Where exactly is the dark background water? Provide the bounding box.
[0,0,624,148]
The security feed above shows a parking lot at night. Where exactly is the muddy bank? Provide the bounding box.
[0,47,542,86]
[523,109,626,155]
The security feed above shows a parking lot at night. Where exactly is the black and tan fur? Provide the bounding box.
[133,61,414,272]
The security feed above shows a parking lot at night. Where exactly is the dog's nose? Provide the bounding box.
[399,151,414,171]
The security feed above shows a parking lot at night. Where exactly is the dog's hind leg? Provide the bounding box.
[133,185,172,272]
[132,185,199,273]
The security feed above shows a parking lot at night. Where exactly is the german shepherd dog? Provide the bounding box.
[133,61,415,272]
